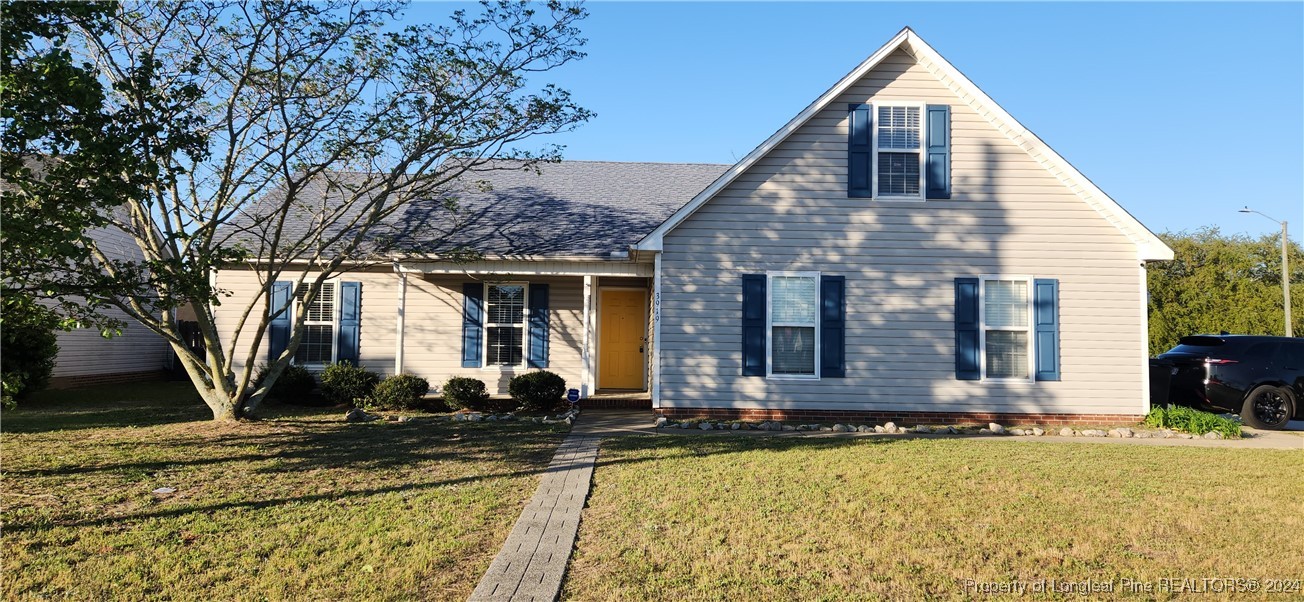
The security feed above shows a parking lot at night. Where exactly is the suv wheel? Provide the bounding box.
[1241,385,1294,430]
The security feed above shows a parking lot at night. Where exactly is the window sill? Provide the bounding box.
[766,375,820,382]
[874,196,926,203]
[980,377,1036,385]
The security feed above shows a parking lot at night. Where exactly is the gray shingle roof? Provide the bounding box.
[223,160,728,259]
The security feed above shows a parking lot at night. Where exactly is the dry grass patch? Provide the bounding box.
[2,382,565,601]
[563,436,1303,601]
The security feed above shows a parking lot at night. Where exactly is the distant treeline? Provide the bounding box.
[1148,228,1304,355]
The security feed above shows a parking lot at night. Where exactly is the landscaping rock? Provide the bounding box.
[914,425,931,434]
[884,422,898,433]
[1203,431,1224,440]
[731,422,741,430]
[782,425,796,431]
[1031,427,1045,436]
[945,426,959,434]
[1010,428,1026,436]
[396,416,412,423]
[1081,429,1107,437]
[655,416,668,428]
[1179,433,1195,439]
[988,423,1006,435]
[874,425,885,433]
[1161,429,1175,438]
[700,422,713,431]
[1059,428,1075,437]
[819,426,833,432]
[486,415,499,421]
[1134,431,1152,438]
[152,487,176,495]
[832,424,849,433]
[978,428,992,435]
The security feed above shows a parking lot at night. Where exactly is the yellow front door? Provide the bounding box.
[599,289,646,389]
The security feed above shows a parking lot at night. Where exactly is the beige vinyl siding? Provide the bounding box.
[658,48,1146,415]
[213,269,584,396]
[51,222,169,378]
[403,275,584,395]
[213,268,398,379]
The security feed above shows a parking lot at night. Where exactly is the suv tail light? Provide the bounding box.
[1205,359,1239,365]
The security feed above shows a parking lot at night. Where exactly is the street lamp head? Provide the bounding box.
[1238,206,1252,213]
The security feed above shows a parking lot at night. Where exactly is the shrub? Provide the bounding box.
[508,370,566,412]
[254,363,318,403]
[319,361,380,406]
[367,374,430,410]
[1,293,61,408]
[442,376,490,411]
[1145,405,1241,438]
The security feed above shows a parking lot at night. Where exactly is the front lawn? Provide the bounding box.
[2,382,566,601]
[564,436,1303,601]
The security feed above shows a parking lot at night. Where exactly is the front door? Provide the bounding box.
[599,289,646,389]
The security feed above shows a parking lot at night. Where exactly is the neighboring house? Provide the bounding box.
[48,218,172,388]
[215,29,1172,423]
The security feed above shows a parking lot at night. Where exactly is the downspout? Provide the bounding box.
[582,274,593,398]
[394,261,407,375]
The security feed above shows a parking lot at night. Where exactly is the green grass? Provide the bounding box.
[563,436,1304,601]
[3,382,566,601]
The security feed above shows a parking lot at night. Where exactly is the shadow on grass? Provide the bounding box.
[6,382,211,433]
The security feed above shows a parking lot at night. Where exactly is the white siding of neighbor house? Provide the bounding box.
[658,48,1147,415]
[51,221,170,379]
[213,269,588,396]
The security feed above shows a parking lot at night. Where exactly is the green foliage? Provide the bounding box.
[319,362,380,406]
[255,364,317,404]
[1,292,62,407]
[508,371,566,413]
[1145,405,1241,438]
[367,374,430,411]
[1148,228,1303,355]
[442,376,491,411]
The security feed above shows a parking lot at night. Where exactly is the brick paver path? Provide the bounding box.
[468,434,600,601]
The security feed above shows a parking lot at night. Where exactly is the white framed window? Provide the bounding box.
[484,282,528,368]
[294,279,338,366]
[766,272,820,379]
[873,102,924,199]
[979,276,1034,382]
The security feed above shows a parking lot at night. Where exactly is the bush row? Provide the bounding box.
[254,362,568,413]
[254,362,429,410]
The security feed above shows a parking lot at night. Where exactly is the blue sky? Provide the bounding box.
[409,2,1303,242]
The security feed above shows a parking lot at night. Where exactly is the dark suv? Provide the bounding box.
[1150,335,1303,430]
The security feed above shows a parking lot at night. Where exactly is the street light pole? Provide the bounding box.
[1239,207,1293,337]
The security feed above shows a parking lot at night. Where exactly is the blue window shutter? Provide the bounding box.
[925,104,951,199]
[1034,279,1061,381]
[268,281,292,361]
[741,274,766,376]
[955,278,980,380]
[462,283,483,368]
[528,284,549,368]
[336,281,361,366]
[848,104,872,198]
[820,275,846,378]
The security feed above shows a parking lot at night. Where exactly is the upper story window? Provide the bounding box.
[982,278,1033,381]
[875,104,922,198]
[485,283,527,367]
[295,281,337,365]
[848,102,949,200]
[768,273,820,378]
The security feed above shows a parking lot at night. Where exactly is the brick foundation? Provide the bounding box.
[581,397,652,409]
[47,370,170,390]
[655,407,1145,427]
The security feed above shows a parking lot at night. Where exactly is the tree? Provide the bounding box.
[2,0,591,421]
[1147,228,1303,355]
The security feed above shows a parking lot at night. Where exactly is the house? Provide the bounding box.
[215,28,1172,424]
[48,217,173,388]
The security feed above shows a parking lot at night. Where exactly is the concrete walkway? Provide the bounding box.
[468,435,599,602]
